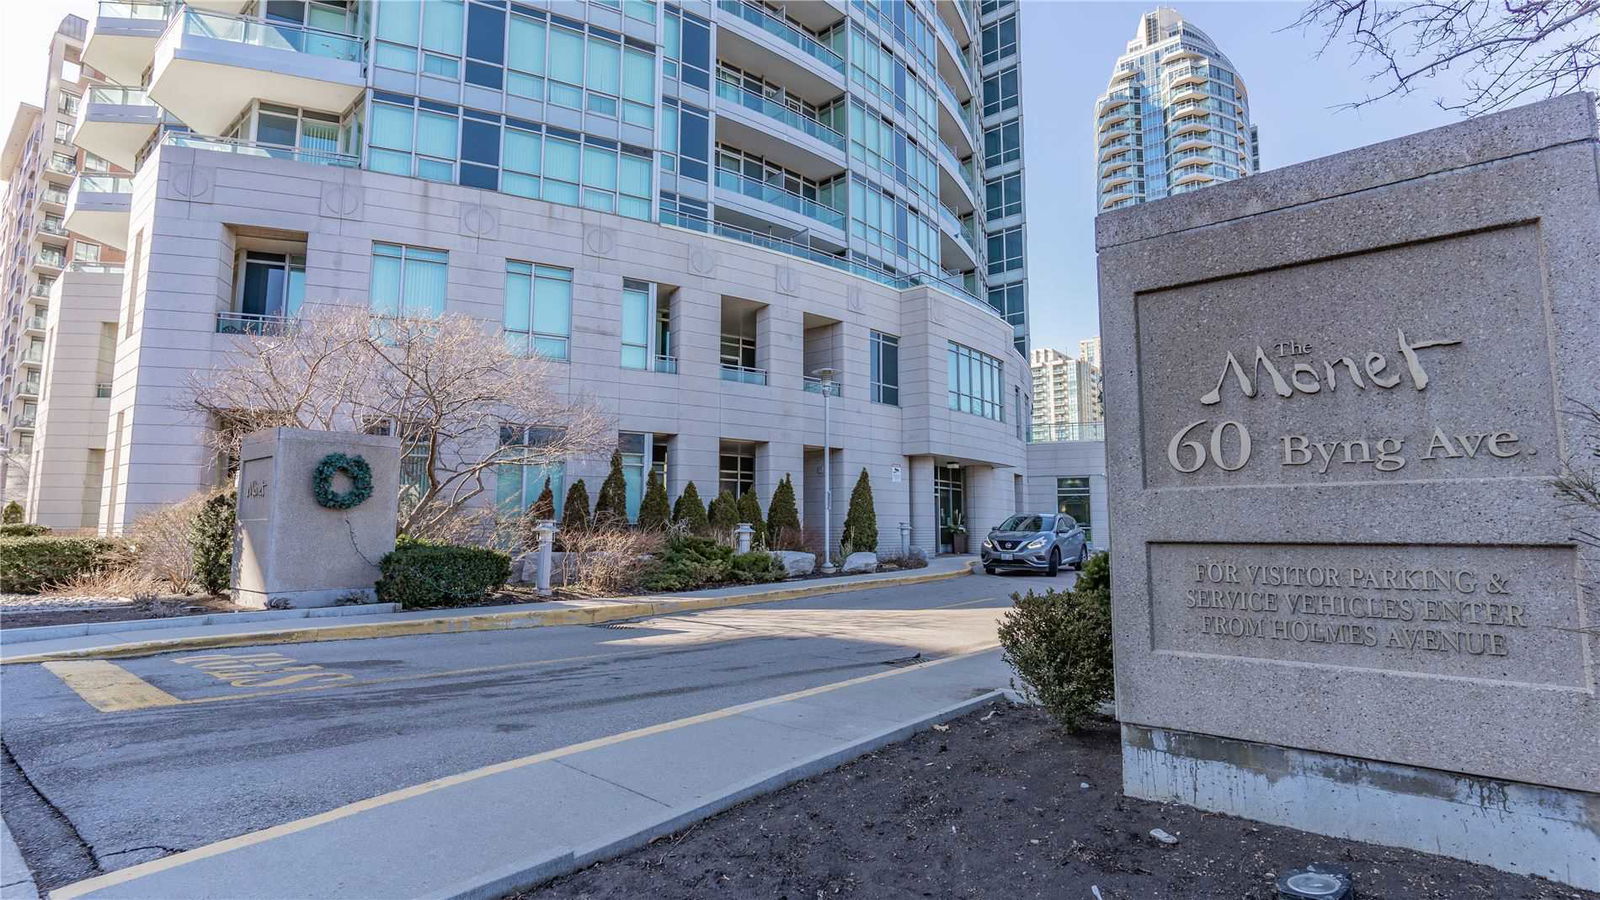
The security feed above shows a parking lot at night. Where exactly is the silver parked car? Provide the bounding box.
[980,513,1088,576]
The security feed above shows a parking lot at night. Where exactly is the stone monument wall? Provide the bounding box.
[1097,94,1599,888]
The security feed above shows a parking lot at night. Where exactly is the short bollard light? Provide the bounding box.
[533,520,558,597]
[898,522,911,556]
[734,522,754,554]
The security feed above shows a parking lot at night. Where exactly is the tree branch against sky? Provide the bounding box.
[1297,0,1600,115]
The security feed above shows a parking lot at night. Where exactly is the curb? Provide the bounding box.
[3,564,974,665]
[440,687,1008,900]
[0,603,402,645]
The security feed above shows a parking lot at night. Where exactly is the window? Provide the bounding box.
[621,279,651,369]
[236,251,306,319]
[496,425,565,517]
[365,419,431,497]
[870,331,899,406]
[504,262,571,359]
[1056,477,1093,545]
[57,92,79,116]
[719,441,756,498]
[73,242,101,262]
[61,59,82,83]
[981,67,1018,118]
[618,432,670,522]
[83,153,111,172]
[663,6,710,89]
[370,243,448,316]
[986,225,1024,275]
[53,122,72,145]
[229,102,344,157]
[948,341,1004,421]
[985,172,1022,220]
[369,98,458,182]
[980,14,1016,65]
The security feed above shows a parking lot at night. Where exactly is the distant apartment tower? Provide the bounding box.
[1029,347,1099,440]
[1094,7,1257,211]
[0,15,126,527]
[1077,336,1101,370]
[64,0,1031,551]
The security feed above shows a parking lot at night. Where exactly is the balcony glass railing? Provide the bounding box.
[25,316,47,331]
[661,209,992,313]
[41,189,69,206]
[35,252,66,269]
[87,86,155,106]
[45,158,76,175]
[653,355,678,374]
[29,284,52,299]
[720,363,768,385]
[1029,422,1106,443]
[715,81,846,151]
[932,11,975,84]
[99,0,173,20]
[163,132,360,167]
[716,0,844,74]
[68,262,126,273]
[18,382,41,397]
[76,174,133,195]
[39,221,68,236]
[176,8,364,63]
[216,311,292,335]
[21,348,44,364]
[801,375,840,396]
[715,168,846,230]
[15,413,36,427]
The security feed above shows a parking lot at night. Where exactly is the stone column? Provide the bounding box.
[908,456,936,556]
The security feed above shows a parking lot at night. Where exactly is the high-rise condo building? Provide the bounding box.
[1,15,128,528]
[1029,346,1100,441]
[1077,336,1100,371]
[49,0,1029,555]
[1094,7,1257,211]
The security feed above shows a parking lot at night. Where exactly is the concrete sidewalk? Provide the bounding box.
[0,558,976,665]
[47,648,1010,900]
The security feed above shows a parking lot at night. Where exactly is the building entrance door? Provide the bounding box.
[935,465,965,554]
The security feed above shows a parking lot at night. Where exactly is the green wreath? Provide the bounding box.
[312,453,374,510]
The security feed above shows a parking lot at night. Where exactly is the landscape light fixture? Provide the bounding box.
[814,367,836,573]
[1275,862,1354,900]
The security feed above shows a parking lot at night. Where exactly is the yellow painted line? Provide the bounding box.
[931,596,1003,609]
[50,643,1000,900]
[5,564,976,666]
[40,661,183,712]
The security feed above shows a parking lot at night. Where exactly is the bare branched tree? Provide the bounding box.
[188,306,611,538]
[1296,0,1600,114]
[1554,401,1600,553]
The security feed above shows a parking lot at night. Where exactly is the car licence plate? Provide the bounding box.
[999,552,1013,560]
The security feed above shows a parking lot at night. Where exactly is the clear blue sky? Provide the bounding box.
[1021,1,1474,355]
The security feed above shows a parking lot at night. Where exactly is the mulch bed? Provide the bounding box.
[522,705,1594,900]
[0,595,241,629]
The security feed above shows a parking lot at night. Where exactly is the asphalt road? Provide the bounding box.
[0,568,1076,892]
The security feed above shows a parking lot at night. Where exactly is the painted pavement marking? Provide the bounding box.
[39,661,183,712]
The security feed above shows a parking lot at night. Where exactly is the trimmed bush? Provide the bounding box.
[997,561,1114,732]
[672,481,708,534]
[0,536,125,594]
[730,549,785,584]
[767,474,801,549]
[1075,550,1109,594]
[737,490,767,548]
[708,489,739,538]
[561,479,592,533]
[641,535,732,592]
[840,468,877,555]
[189,491,236,595]
[375,541,512,608]
[638,471,671,531]
[0,524,50,537]
[594,450,629,528]
[2,501,23,524]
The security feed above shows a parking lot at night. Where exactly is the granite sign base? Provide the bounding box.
[1123,724,1600,890]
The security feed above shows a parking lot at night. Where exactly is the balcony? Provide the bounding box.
[802,375,840,396]
[1030,422,1106,443]
[714,80,846,164]
[715,0,844,101]
[935,77,977,157]
[24,315,47,334]
[718,0,843,74]
[84,1,175,86]
[216,311,291,335]
[161,131,359,168]
[28,283,52,300]
[720,363,768,385]
[714,167,846,231]
[938,203,979,269]
[14,413,36,429]
[38,220,68,238]
[148,9,365,135]
[39,188,70,209]
[44,156,76,178]
[33,251,66,273]
[17,381,41,399]
[652,355,678,374]
[68,262,126,274]
[65,175,133,250]
[74,86,161,170]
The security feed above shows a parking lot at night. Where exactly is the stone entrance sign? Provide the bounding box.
[234,428,401,608]
[1098,94,1599,889]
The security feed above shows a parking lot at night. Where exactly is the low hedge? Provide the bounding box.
[0,536,125,594]
[0,524,50,537]
[374,540,512,608]
[641,536,786,592]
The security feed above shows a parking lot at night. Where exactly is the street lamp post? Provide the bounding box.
[815,367,836,573]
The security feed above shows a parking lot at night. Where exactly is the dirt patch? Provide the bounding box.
[522,706,1593,900]
[0,596,241,629]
